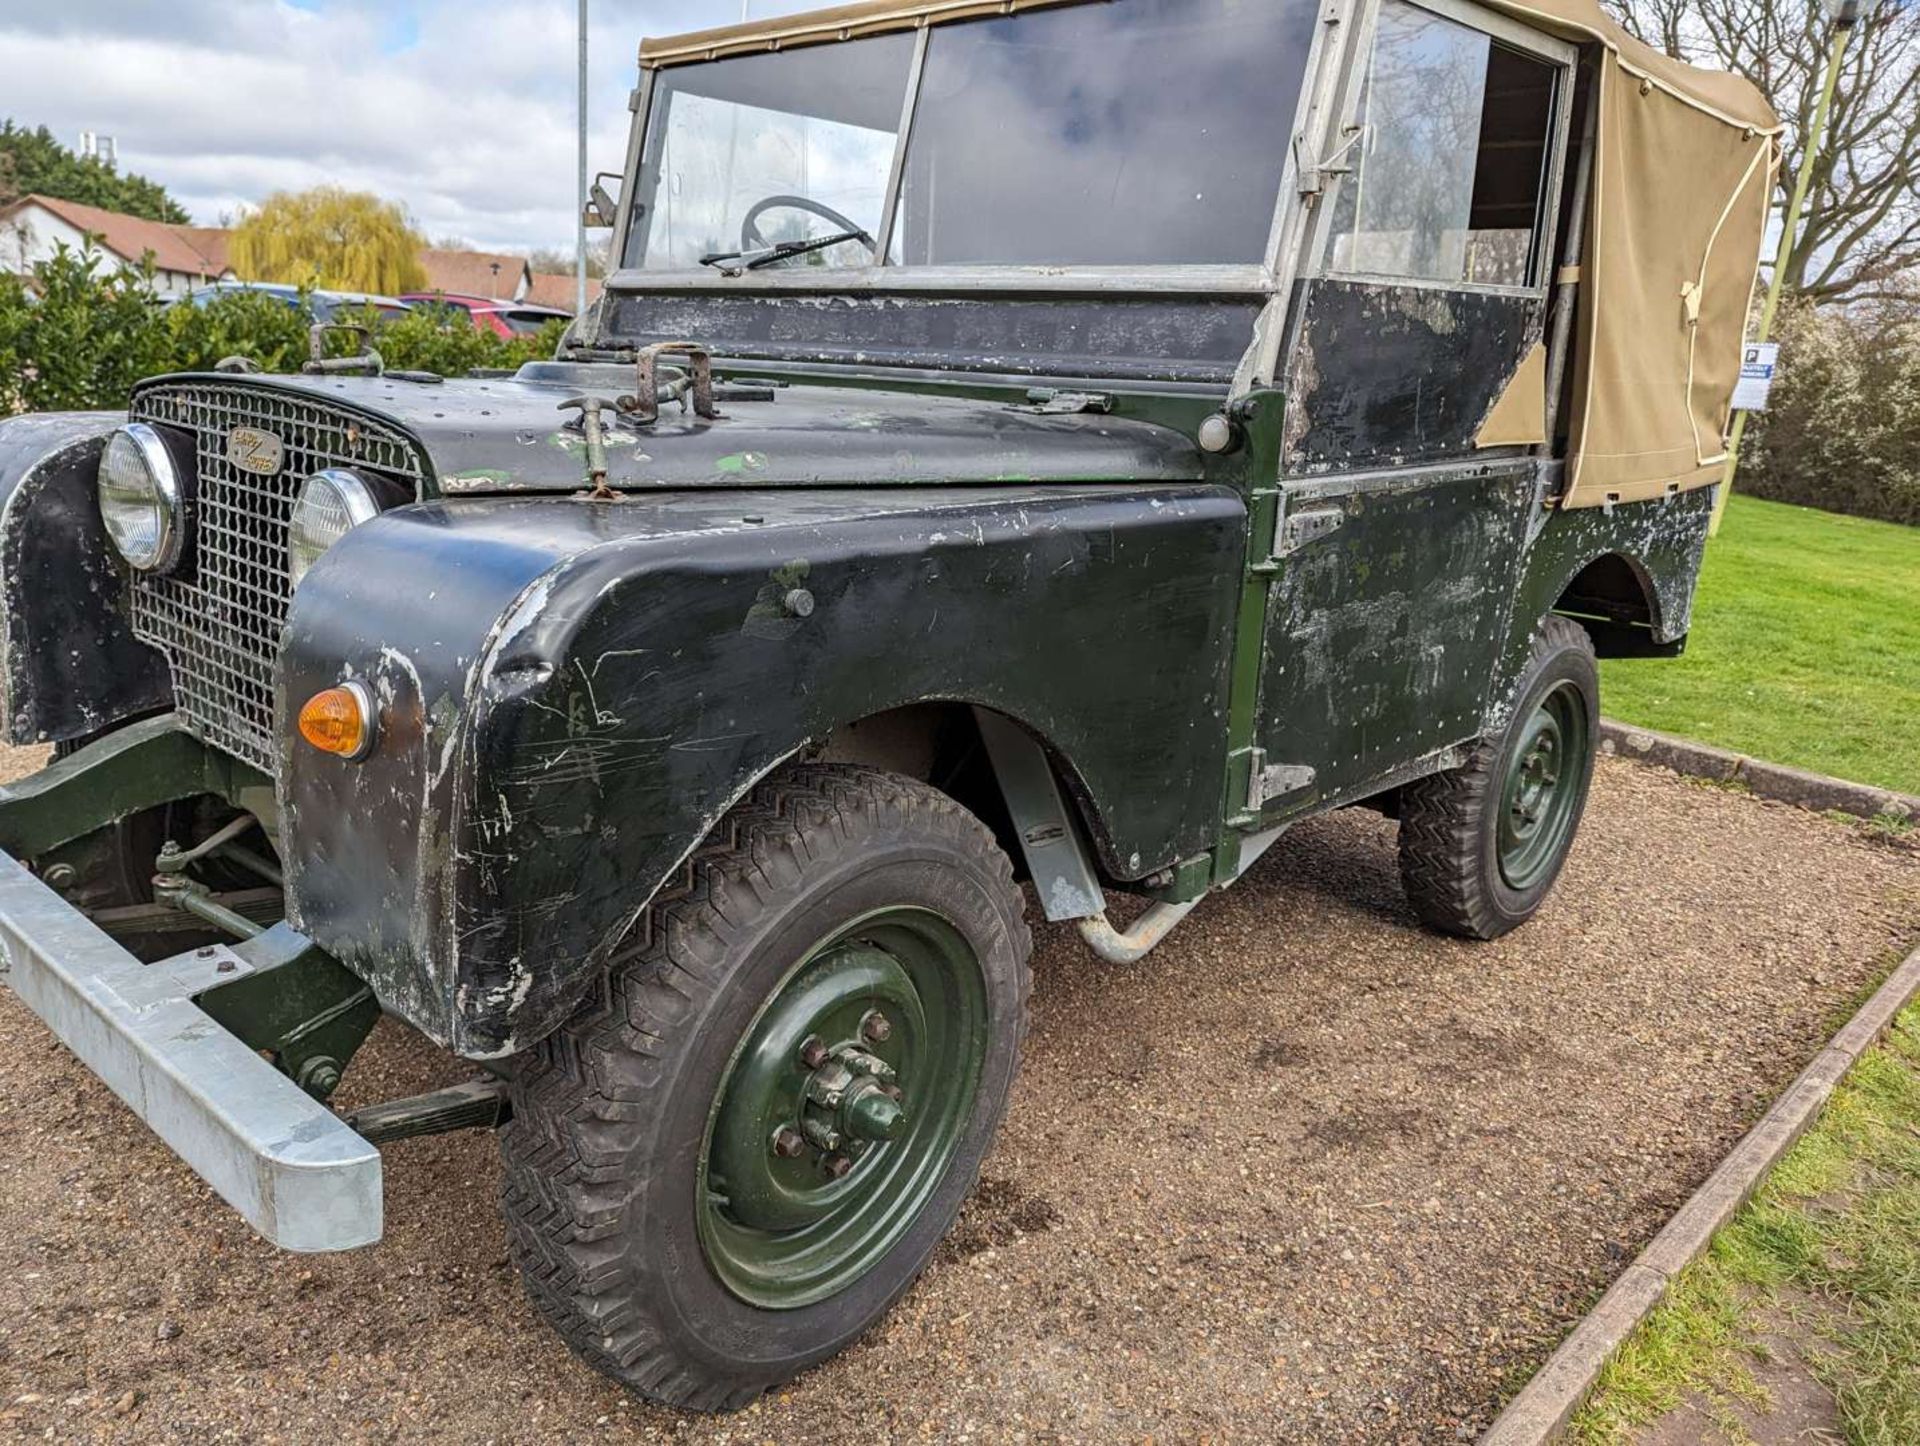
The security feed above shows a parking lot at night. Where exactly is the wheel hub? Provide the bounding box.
[1496,680,1589,891]
[1511,734,1561,826]
[697,909,988,1309]
[796,1038,907,1154]
[705,944,919,1235]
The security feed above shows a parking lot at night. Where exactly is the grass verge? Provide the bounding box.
[1604,496,1920,797]
[1568,1002,1920,1445]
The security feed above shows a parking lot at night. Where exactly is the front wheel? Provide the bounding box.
[1397,616,1599,939]
[499,764,1031,1411]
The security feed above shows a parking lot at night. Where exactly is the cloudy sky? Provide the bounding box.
[0,0,822,254]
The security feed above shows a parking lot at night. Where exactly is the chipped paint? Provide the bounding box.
[0,414,172,746]
[0,304,1715,1074]
[278,480,1245,1058]
[1284,279,1544,473]
[444,469,514,489]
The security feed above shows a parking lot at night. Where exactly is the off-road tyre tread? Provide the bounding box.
[498,763,1031,1411]
[1397,616,1596,940]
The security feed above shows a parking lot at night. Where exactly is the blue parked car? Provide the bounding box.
[182,281,414,324]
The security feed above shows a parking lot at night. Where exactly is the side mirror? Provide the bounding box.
[583,172,622,229]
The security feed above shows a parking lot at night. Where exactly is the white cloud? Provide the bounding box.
[0,0,824,253]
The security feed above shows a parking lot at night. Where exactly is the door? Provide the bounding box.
[1252,0,1576,816]
[1254,460,1534,814]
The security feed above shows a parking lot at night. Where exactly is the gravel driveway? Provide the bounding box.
[1,753,1915,1444]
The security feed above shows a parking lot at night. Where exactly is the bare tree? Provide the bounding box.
[528,241,610,279]
[1610,0,1920,303]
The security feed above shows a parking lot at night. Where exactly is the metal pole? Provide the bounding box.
[1711,7,1856,538]
[576,0,589,318]
[1540,60,1599,458]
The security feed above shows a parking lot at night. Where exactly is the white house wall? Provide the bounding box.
[1,205,214,300]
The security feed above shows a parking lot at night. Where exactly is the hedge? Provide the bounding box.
[1740,299,1920,529]
[0,242,566,415]
[7,241,1915,531]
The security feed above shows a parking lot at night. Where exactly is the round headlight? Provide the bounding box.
[98,423,187,572]
[289,470,382,587]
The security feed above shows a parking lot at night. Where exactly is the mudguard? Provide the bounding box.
[0,413,171,744]
[281,483,1245,1057]
[1489,487,1714,727]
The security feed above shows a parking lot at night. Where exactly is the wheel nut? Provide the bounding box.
[824,1153,853,1180]
[295,1057,342,1099]
[798,1035,829,1070]
[861,1011,893,1044]
[771,1127,806,1159]
[802,1116,843,1153]
[842,1049,895,1080]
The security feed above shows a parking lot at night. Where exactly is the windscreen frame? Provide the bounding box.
[611,0,1339,296]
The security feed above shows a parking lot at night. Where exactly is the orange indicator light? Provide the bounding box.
[298,683,374,760]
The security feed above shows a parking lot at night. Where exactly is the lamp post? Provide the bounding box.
[1712,0,1861,538]
[577,0,590,318]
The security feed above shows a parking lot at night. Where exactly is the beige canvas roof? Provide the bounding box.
[1477,0,1781,506]
[640,0,1781,508]
[640,0,1083,66]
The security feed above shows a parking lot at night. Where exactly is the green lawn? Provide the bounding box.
[1604,495,1920,797]
[1569,1003,1920,1445]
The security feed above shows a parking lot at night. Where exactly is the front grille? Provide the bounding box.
[128,383,425,774]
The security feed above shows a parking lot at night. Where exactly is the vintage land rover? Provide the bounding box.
[0,0,1776,1411]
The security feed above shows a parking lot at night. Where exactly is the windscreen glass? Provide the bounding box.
[628,34,914,271]
[894,0,1316,266]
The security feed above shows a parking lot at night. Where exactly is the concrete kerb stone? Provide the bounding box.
[1480,945,1920,1445]
[1483,1265,1674,1446]
[1599,720,1919,823]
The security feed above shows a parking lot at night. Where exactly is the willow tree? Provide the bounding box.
[231,187,428,294]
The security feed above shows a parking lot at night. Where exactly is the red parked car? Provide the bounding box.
[400,293,572,339]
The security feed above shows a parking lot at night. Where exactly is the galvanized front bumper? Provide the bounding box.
[0,850,381,1252]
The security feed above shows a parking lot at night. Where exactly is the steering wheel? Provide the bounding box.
[740,194,877,257]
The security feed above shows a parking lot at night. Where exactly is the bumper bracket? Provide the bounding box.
[0,849,381,1252]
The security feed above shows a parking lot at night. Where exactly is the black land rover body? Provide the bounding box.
[0,0,1777,1409]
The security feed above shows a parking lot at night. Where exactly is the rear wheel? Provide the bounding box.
[499,763,1030,1411]
[1397,616,1599,939]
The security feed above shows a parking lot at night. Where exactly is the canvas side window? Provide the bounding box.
[1320,0,1561,289]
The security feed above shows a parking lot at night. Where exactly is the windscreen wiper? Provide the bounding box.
[699,230,873,276]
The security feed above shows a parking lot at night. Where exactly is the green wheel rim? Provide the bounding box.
[1497,680,1589,892]
[698,906,988,1310]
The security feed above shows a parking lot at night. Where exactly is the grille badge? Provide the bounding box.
[226,426,285,476]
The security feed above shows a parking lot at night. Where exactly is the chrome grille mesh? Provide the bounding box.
[128,384,424,773]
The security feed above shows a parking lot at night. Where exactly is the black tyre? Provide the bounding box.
[499,763,1031,1411]
[1397,616,1599,939]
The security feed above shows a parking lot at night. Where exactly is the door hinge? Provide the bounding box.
[1275,501,1346,558]
[1246,748,1318,811]
[1018,389,1115,416]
